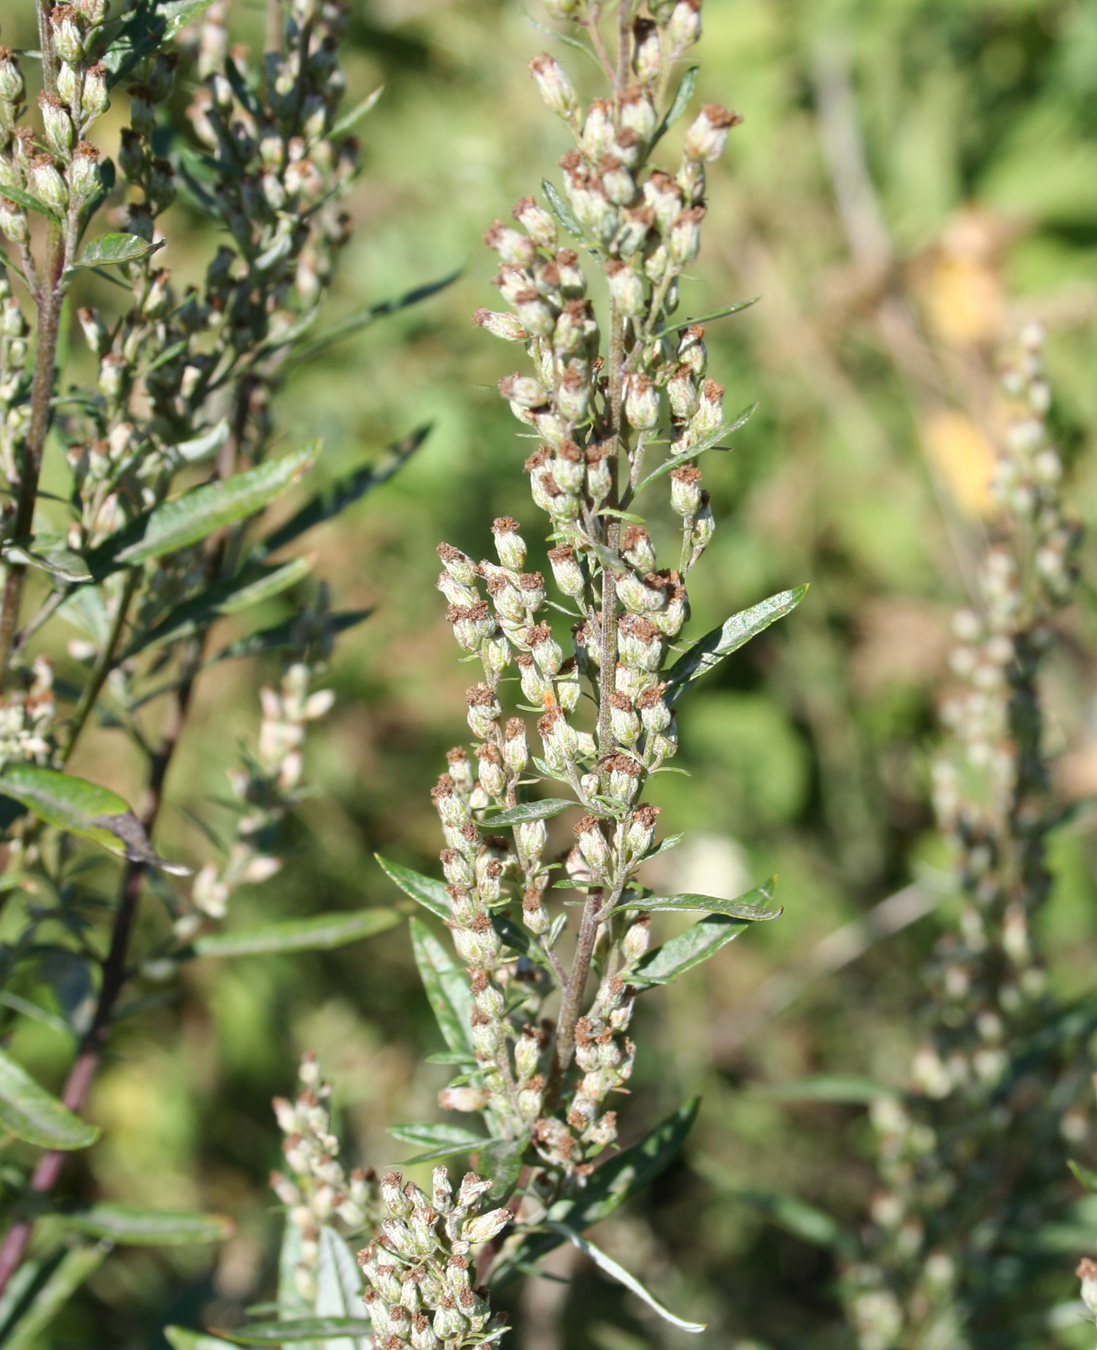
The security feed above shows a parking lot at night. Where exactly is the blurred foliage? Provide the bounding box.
[8,0,1097,1346]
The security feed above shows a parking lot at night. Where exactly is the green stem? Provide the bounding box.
[60,570,140,765]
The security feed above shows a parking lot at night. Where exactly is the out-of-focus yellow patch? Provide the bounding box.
[915,209,1007,347]
[923,409,997,517]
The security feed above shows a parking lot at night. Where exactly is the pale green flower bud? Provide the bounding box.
[601,155,635,206]
[666,0,702,56]
[547,543,584,597]
[585,443,612,502]
[499,371,547,409]
[668,204,705,266]
[522,889,550,935]
[50,5,86,65]
[80,62,109,120]
[68,140,102,201]
[439,1085,489,1113]
[614,204,653,257]
[604,259,646,317]
[574,814,611,873]
[624,373,660,431]
[485,218,537,266]
[474,306,527,341]
[27,155,68,213]
[0,48,24,106]
[690,378,724,438]
[503,718,529,774]
[633,20,662,84]
[670,464,703,516]
[581,98,615,160]
[466,683,502,740]
[474,742,506,800]
[488,517,525,571]
[685,103,742,162]
[644,169,683,232]
[462,1207,510,1246]
[512,195,556,249]
[0,198,28,244]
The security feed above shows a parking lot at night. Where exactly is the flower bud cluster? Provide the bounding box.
[356,1167,508,1348]
[0,656,55,770]
[847,329,1085,1349]
[0,270,30,488]
[187,661,334,924]
[270,1053,380,1302]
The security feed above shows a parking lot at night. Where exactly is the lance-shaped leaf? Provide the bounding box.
[0,185,62,224]
[389,1122,489,1164]
[409,918,474,1057]
[664,585,808,707]
[262,427,430,556]
[192,908,400,959]
[697,1158,854,1256]
[72,232,158,269]
[2,541,91,584]
[603,877,780,921]
[628,914,750,988]
[0,1048,99,1150]
[127,556,316,658]
[292,271,462,363]
[658,297,760,340]
[166,1330,240,1350]
[751,1075,888,1105]
[208,607,372,665]
[214,1319,375,1345]
[634,402,757,493]
[652,65,698,147]
[1069,1159,1097,1194]
[375,854,449,920]
[315,1228,369,1350]
[277,1219,313,1320]
[90,442,319,574]
[541,178,594,253]
[547,1224,705,1333]
[491,1098,698,1287]
[0,765,188,875]
[1,1245,107,1350]
[480,798,575,827]
[57,1203,232,1245]
[330,85,384,138]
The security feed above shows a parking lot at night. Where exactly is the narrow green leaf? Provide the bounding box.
[480,798,575,827]
[58,1204,232,1245]
[522,11,602,66]
[633,405,756,493]
[172,420,230,464]
[751,1076,888,1105]
[658,297,759,339]
[481,1136,527,1204]
[1069,1159,1097,1194]
[605,877,780,922]
[165,1330,240,1350]
[0,764,188,875]
[541,178,591,249]
[491,1099,699,1288]
[73,232,157,269]
[315,1228,369,1350]
[2,542,91,584]
[127,556,316,658]
[0,185,61,224]
[209,607,372,664]
[214,1319,375,1344]
[262,427,430,555]
[162,0,222,37]
[330,85,384,138]
[652,66,698,147]
[0,1260,43,1342]
[628,915,750,988]
[697,1159,854,1255]
[2,1245,107,1350]
[548,1224,705,1333]
[424,1051,474,1066]
[389,1122,491,1162]
[192,908,400,959]
[664,585,808,707]
[409,918,474,1057]
[294,271,462,362]
[374,855,449,920]
[92,442,320,573]
[277,1217,313,1319]
[0,1047,99,1150]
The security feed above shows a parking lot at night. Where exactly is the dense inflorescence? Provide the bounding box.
[848,326,1088,1350]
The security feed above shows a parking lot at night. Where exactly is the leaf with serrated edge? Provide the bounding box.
[605,877,779,921]
[548,1224,705,1333]
[374,854,448,919]
[58,1203,232,1245]
[480,798,574,827]
[0,764,188,874]
[664,585,808,707]
[73,232,157,268]
[91,442,319,573]
[193,908,399,959]
[409,918,474,1057]
[629,914,749,988]
[212,1319,375,1345]
[2,1245,107,1350]
[0,1048,99,1150]
[490,1099,698,1287]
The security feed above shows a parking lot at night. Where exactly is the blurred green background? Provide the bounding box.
[9,0,1097,1345]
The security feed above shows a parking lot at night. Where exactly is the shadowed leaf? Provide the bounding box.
[0,1048,99,1150]
[193,908,400,958]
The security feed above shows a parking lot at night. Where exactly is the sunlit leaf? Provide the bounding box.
[0,764,188,874]
[92,442,320,573]
[547,1224,705,1333]
[330,85,384,138]
[214,1319,375,1344]
[315,1228,369,1350]
[165,1330,239,1350]
[389,1122,490,1164]
[664,586,808,707]
[2,541,91,584]
[192,908,400,958]
[633,404,757,493]
[1069,1159,1097,1194]
[374,855,448,920]
[480,1136,527,1204]
[72,232,158,269]
[480,798,575,827]
[58,1203,232,1245]
[0,185,61,224]
[628,914,750,988]
[0,1047,99,1150]
[604,878,780,921]
[293,272,462,362]
[652,66,698,147]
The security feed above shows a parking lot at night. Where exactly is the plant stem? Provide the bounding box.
[60,570,140,765]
